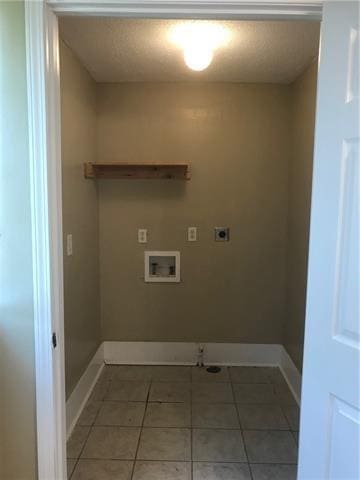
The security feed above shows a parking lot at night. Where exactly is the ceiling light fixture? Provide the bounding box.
[170,22,230,72]
[184,45,213,71]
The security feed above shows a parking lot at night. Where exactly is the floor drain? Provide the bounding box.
[206,366,221,374]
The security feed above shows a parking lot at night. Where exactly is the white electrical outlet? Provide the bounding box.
[138,228,147,243]
[66,234,73,256]
[188,226,197,242]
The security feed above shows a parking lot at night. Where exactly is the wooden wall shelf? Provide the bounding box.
[84,163,190,180]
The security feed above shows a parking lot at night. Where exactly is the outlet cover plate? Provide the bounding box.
[188,226,197,242]
[138,228,147,243]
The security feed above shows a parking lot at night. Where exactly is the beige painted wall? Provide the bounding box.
[285,62,317,371]
[0,2,37,479]
[97,83,291,343]
[60,41,101,397]
[60,47,316,374]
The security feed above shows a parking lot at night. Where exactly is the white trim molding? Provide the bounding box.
[103,341,301,402]
[279,345,302,405]
[105,341,199,365]
[66,344,105,438]
[203,343,282,366]
[48,0,322,19]
[104,341,282,366]
[25,2,66,479]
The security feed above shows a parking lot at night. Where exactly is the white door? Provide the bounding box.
[298,1,359,479]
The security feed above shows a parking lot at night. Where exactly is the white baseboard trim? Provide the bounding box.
[104,341,198,365]
[203,343,282,366]
[103,341,283,367]
[279,346,302,405]
[66,343,105,439]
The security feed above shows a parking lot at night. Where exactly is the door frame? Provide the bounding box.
[25,1,322,478]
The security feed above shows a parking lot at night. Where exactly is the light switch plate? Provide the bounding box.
[138,228,147,243]
[66,234,73,256]
[188,226,197,242]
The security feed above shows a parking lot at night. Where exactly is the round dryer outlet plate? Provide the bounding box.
[214,227,230,241]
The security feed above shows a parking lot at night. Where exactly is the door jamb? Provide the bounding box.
[25,2,66,479]
[25,1,322,479]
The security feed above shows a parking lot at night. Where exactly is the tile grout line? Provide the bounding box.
[230,373,254,480]
[72,425,297,432]
[70,457,298,464]
[68,365,299,478]
[190,369,194,480]
[68,458,78,480]
[69,376,111,479]
[130,377,151,480]
[279,403,293,432]
[271,369,300,445]
[69,371,116,478]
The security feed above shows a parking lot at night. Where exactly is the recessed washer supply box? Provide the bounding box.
[144,251,180,283]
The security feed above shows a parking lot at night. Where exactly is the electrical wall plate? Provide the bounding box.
[66,233,73,255]
[138,228,147,243]
[214,227,230,242]
[188,226,197,242]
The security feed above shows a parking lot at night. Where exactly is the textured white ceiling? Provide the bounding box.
[59,18,320,84]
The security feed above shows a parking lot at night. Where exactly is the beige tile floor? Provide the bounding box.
[67,365,299,480]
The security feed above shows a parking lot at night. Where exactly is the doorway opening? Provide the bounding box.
[58,16,320,479]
